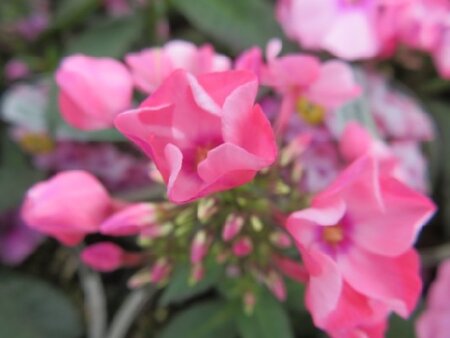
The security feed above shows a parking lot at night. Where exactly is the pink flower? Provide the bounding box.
[4,59,30,81]
[416,259,450,338]
[21,170,113,246]
[125,40,231,94]
[261,42,360,131]
[286,155,436,333]
[115,70,277,203]
[81,242,141,272]
[276,0,405,60]
[55,55,133,130]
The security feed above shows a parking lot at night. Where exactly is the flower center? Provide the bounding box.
[18,133,55,154]
[195,146,210,165]
[322,225,344,245]
[296,97,325,125]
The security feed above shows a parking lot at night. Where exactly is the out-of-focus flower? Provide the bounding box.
[190,231,210,264]
[103,0,131,16]
[0,209,43,266]
[22,171,113,246]
[4,59,30,81]
[125,40,231,94]
[416,259,450,338]
[222,214,244,241]
[232,237,253,257]
[81,242,142,272]
[55,54,133,130]
[286,155,436,335]
[115,70,277,203]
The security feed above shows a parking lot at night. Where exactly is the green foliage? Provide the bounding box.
[170,0,285,53]
[53,0,100,30]
[159,263,222,307]
[0,132,44,212]
[158,300,236,338]
[65,16,144,58]
[0,272,82,338]
[236,288,294,338]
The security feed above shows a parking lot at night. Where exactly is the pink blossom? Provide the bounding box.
[286,155,436,333]
[276,0,410,60]
[232,237,253,257]
[4,59,30,81]
[55,55,133,130]
[115,70,277,203]
[261,42,360,131]
[21,170,113,246]
[125,40,231,94]
[81,242,141,272]
[416,259,450,338]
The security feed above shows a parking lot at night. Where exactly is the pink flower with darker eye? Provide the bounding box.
[125,40,231,94]
[55,55,133,130]
[286,155,436,335]
[115,70,277,203]
[21,170,113,246]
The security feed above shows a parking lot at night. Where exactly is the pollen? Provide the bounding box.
[195,146,210,164]
[296,97,325,125]
[323,225,344,245]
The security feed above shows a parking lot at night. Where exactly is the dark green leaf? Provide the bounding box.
[170,0,285,53]
[0,134,45,212]
[66,16,143,58]
[284,278,306,312]
[53,0,100,29]
[237,288,294,338]
[159,263,221,307]
[0,272,82,338]
[158,300,236,338]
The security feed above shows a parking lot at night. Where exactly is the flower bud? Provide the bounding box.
[222,214,244,241]
[190,231,210,264]
[232,237,253,257]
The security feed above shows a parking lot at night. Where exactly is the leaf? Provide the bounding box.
[158,300,236,338]
[236,288,294,338]
[0,133,45,212]
[0,272,82,338]
[170,0,285,53]
[159,263,221,307]
[53,0,100,30]
[65,15,143,58]
[284,278,306,312]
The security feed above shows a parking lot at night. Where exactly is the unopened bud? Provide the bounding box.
[270,231,292,249]
[222,214,244,241]
[150,258,171,284]
[197,198,218,222]
[250,216,263,232]
[265,270,286,301]
[232,237,253,257]
[189,263,204,285]
[190,231,210,264]
[243,291,256,315]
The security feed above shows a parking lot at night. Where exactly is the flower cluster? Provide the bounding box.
[17,35,437,338]
[277,0,450,78]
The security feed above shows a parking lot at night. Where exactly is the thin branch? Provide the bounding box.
[106,287,155,338]
[79,264,108,338]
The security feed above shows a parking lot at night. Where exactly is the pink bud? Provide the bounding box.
[270,231,292,249]
[5,59,30,81]
[81,242,125,272]
[222,214,244,241]
[232,237,253,257]
[100,203,157,236]
[265,270,286,301]
[150,258,171,284]
[190,263,204,284]
[190,231,209,264]
[243,291,256,315]
[273,255,308,283]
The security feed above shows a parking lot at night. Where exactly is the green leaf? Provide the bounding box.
[0,272,82,338]
[0,133,45,212]
[170,0,285,53]
[284,278,306,312]
[53,0,100,30]
[65,15,143,58]
[158,300,236,338]
[159,263,221,307]
[237,288,294,338]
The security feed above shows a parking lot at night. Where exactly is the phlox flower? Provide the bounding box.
[115,70,277,203]
[286,155,436,334]
[125,40,231,94]
[81,242,142,272]
[55,54,133,130]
